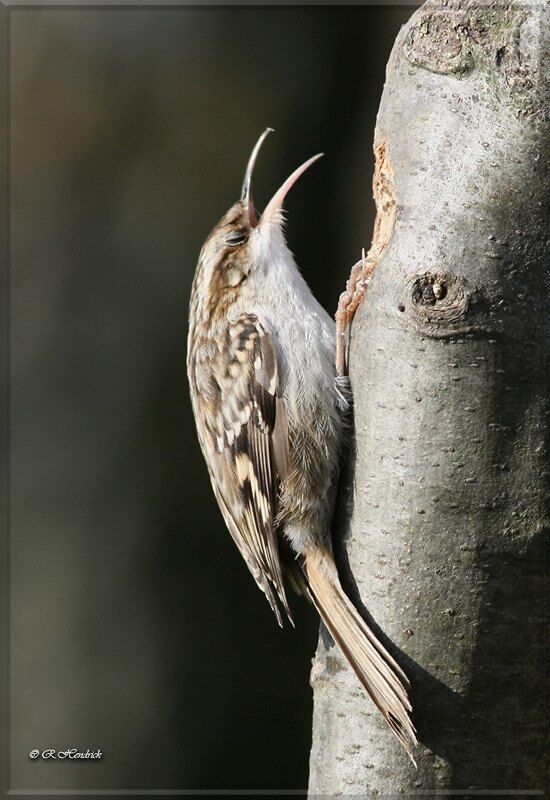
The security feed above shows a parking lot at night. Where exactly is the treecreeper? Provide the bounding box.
[186,129,417,759]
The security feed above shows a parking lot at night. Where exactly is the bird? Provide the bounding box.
[186,128,417,756]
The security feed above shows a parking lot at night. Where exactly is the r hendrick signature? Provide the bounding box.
[29,748,102,760]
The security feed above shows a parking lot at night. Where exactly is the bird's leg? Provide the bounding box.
[335,248,377,378]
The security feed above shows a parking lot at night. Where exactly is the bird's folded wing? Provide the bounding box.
[203,312,292,626]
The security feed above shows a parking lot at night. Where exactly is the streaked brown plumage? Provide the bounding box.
[187,129,417,758]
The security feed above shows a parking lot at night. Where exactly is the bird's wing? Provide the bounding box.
[201,312,292,626]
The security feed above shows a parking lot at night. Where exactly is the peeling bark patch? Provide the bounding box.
[335,141,397,374]
[371,140,396,260]
[400,271,490,338]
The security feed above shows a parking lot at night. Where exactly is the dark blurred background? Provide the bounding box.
[7,5,417,793]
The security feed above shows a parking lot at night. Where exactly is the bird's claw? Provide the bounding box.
[335,249,376,377]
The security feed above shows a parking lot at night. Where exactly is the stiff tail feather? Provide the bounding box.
[302,551,417,761]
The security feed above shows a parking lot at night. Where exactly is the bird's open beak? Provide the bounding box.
[241,128,273,228]
[259,153,323,229]
[241,128,323,229]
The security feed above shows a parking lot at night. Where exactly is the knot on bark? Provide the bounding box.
[402,4,539,118]
[404,10,473,75]
[399,270,486,338]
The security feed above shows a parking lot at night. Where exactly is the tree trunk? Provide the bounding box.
[309,0,549,795]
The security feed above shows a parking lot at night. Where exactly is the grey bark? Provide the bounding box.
[309,1,549,796]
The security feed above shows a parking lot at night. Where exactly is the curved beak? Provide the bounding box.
[241,127,273,227]
[241,129,323,230]
[259,153,323,229]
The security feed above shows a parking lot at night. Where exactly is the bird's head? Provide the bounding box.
[194,129,322,313]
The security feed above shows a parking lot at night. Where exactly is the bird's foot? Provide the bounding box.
[335,248,376,377]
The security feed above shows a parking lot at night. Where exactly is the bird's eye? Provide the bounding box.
[225,230,248,247]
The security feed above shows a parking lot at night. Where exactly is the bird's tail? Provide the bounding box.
[302,549,417,760]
